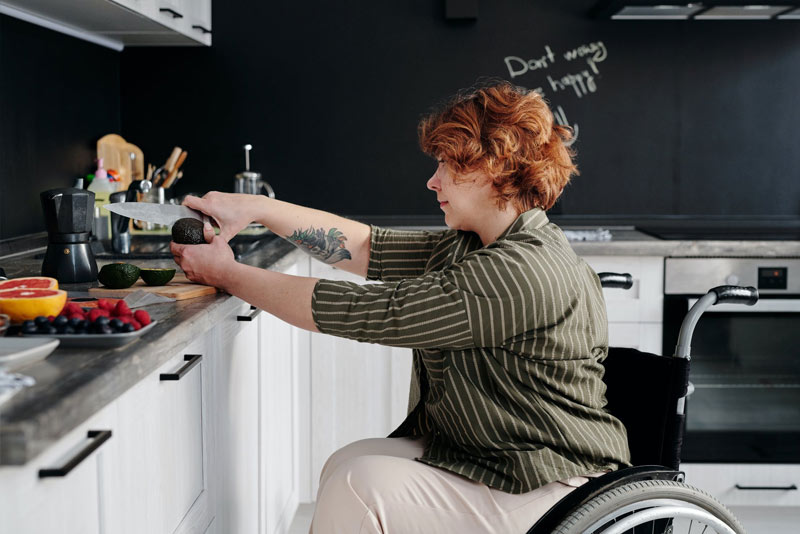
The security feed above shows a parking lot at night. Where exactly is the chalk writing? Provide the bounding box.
[562,41,607,74]
[553,106,579,147]
[504,46,556,78]
[548,70,597,98]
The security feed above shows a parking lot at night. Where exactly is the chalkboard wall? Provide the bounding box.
[119,1,800,221]
[0,15,120,240]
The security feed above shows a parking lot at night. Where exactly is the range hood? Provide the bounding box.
[590,1,800,19]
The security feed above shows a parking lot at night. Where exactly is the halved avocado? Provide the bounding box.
[172,217,205,245]
[140,268,176,286]
[98,263,141,289]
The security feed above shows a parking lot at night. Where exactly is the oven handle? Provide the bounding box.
[735,484,798,491]
[688,298,800,313]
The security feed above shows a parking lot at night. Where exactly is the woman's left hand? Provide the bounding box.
[170,222,236,288]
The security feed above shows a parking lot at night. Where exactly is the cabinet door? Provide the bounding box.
[210,301,260,533]
[106,336,208,534]
[0,404,114,534]
[308,262,414,498]
[582,256,664,323]
[260,299,299,533]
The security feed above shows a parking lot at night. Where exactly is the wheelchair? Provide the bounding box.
[526,273,757,534]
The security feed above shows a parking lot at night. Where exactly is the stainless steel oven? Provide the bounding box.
[664,257,800,463]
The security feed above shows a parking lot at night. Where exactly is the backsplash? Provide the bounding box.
[0,14,120,241]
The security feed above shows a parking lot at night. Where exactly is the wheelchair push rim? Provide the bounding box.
[552,480,745,534]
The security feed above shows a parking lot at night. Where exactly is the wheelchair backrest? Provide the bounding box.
[602,347,690,470]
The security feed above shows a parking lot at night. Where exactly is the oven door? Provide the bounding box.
[663,295,800,462]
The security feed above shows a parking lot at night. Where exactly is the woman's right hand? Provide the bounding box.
[182,192,267,242]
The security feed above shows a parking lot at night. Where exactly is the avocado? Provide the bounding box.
[172,217,205,245]
[139,268,176,286]
[98,263,141,289]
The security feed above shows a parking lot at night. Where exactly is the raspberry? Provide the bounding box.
[130,319,142,331]
[63,303,83,316]
[97,299,115,311]
[133,310,151,326]
[113,300,131,317]
[88,309,110,322]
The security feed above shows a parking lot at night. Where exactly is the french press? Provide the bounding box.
[234,144,275,198]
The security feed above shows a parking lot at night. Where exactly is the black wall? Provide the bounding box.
[119,1,800,220]
[0,14,120,240]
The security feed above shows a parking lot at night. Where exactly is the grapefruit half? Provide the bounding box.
[0,288,67,322]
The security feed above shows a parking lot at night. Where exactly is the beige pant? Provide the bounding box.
[311,437,592,534]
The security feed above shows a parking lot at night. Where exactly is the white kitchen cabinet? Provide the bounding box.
[260,266,300,533]
[307,260,414,500]
[105,335,210,534]
[210,300,261,534]
[582,255,664,354]
[0,0,212,51]
[681,463,800,533]
[0,404,115,534]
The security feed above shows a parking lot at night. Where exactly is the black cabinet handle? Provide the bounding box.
[735,483,798,491]
[160,354,202,381]
[159,7,184,19]
[192,25,212,34]
[39,430,112,478]
[237,306,260,321]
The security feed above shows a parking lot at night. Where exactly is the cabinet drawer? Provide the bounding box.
[0,404,114,534]
[110,339,206,534]
[583,256,664,323]
[682,463,800,507]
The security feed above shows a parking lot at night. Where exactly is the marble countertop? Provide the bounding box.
[0,237,299,466]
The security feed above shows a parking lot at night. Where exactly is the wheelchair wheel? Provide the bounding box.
[552,480,745,534]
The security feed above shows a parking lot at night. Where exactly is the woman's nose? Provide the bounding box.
[427,173,440,191]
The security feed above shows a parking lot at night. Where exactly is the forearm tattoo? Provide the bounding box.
[286,226,353,264]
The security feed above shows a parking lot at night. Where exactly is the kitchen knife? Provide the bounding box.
[103,203,205,227]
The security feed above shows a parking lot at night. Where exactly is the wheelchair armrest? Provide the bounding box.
[525,465,683,534]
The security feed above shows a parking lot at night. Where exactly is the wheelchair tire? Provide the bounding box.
[551,479,745,534]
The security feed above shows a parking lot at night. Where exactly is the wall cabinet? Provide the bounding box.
[0,0,212,51]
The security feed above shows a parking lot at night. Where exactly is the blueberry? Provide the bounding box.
[22,324,38,335]
[39,325,58,335]
[63,326,75,335]
[109,318,124,331]
[68,317,83,328]
[35,316,50,326]
[22,320,35,329]
[55,324,68,334]
[94,316,110,326]
[122,323,135,333]
[97,324,113,335]
[53,315,68,327]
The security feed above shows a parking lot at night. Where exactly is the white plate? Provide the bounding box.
[0,337,60,372]
[24,321,157,348]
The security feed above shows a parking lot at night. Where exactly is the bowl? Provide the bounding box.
[0,314,9,336]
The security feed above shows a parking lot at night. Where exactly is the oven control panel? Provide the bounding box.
[758,267,787,290]
[666,258,800,294]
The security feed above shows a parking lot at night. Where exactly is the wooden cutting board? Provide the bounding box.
[89,273,218,300]
[97,133,144,190]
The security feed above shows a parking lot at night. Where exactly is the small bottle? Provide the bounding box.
[95,158,108,181]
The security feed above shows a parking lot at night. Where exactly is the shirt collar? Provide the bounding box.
[497,208,550,241]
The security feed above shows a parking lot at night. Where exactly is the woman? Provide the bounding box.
[171,81,630,533]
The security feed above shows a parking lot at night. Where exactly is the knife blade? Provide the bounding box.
[103,203,204,226]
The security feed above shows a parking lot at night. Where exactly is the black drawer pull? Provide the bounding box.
[192,24,212,34]
[159,7,184,19]
[237,306,260,321]
[735,483,798,491]
[160,354,202,381]
[39,430,112,478]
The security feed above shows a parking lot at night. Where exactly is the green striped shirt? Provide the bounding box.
[311,208,631,494]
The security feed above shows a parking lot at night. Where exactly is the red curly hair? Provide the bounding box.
[418,81,578,212]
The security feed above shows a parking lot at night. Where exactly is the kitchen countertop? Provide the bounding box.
[0,236,299,466]
[3,222,800,466]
